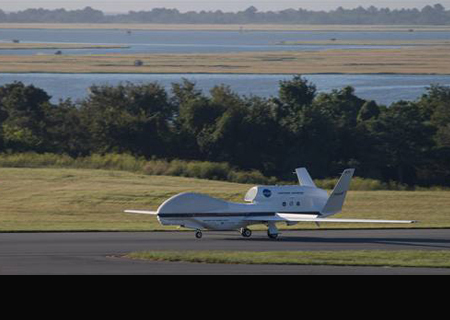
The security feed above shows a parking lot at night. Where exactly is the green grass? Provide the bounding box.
[0,167,248,232]
[127,250,450,269]
[0,167,450,232]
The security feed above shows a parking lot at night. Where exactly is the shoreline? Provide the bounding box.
[0,71,449,76]
[0,44,130,51]
[0,23,450,32]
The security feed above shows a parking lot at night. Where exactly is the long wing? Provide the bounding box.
[245,214,417,224]
[282,218,417,224]
[125,210,158,215]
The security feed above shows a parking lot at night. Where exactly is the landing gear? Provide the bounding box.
[267,222,279,240]
[195,230,203,239]
[241,228,252,238]
[267,231,279,240]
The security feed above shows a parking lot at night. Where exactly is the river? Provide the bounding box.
[1,73,449,105]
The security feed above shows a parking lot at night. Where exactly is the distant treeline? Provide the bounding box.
[1,4,450,25]
[0,77,449,187]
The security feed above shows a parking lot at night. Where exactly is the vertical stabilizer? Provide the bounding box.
[321,169,355,217]
[295,168,317,188]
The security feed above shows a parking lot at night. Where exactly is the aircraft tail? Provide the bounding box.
[321,169,355,217]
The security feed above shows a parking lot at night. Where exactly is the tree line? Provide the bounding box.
[0,77,449,186]
[0,4,450,25]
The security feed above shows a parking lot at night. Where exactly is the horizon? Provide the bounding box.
[0,1,449,13]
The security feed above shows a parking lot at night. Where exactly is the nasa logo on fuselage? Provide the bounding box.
[263,189,272,198]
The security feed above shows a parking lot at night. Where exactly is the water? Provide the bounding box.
[0,28,448,55]
[1,73,449,105]
[0,29,448,104]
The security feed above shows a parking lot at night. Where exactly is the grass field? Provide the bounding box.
[0,45,449,74]
[127,250,450,269]
[0,167,449,232]
[278,40,450,46]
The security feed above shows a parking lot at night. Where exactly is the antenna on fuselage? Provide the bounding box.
[295,168,317,188]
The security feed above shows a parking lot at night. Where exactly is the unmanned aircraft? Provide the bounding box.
[126,168,416,239]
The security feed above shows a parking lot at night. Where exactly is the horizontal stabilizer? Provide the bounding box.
[125,210,158,215]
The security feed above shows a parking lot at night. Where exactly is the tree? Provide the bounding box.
[44,99,90,156]
[80,83,174,157]
[358,100,380,122]
[0,5,449,24]
[0,103,6,151]
[0,82,52,152]
[366,102,435,184]
[415,85,450,185]
[244,6,258,17]
[277,76,317,116]
[171,78,202,107]
[420,86,450,148]
[312,86,367,172]
[195,85,245,161]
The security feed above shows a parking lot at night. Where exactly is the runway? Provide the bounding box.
[0,229,450,275]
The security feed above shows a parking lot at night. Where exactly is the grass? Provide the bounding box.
[0,45,449,74]
[0,167,249,232]
[278,40,450,47]
[127,250,450,269]
[0,167,450,232]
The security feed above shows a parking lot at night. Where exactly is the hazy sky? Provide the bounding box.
[0,1,449,13]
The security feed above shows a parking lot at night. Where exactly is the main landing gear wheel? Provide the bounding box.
[267,222,279,240]
[241,228,252,238]
[268,232,279,240]
[195,230,203,239]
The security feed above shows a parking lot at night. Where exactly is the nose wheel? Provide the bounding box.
[241,228,252,238]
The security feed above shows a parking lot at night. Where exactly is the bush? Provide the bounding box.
[0,153,273,185]
[315,177,410,191]
[228,170,277,185]
[0,153,75,168]
[1,153,442,190]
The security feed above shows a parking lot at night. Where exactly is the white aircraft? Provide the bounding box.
[126,168,416,239]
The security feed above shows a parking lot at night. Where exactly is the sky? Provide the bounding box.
[0,1,448,13]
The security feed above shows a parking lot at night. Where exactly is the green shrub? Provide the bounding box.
[228,170,277,185]
[0,153,442,190]
[0,153,274,185]
[314,177,411,191]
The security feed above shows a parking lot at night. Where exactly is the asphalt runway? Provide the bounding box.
[1,229,450,275]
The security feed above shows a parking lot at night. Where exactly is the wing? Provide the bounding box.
[125,210,158,215]
[245,214,417,224]
[281,218,417,224]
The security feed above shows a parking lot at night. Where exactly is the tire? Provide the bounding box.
[195,231,203,239]
[268,232,278,240]
[242,228,252,238]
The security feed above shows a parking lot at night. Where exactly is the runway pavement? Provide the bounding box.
[0,229,450,275]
